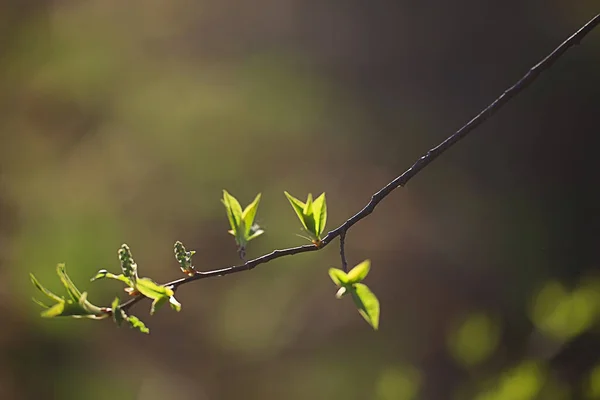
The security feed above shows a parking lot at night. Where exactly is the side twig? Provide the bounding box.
[121,14,600,312]
[339,230,348,272]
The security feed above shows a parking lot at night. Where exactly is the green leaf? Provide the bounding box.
[30,273,63,303]
[346,260,371,284]
[127,315,150,334]
[222,190,243,236]
[312,192,327,237]
[31,266,109,319]
[90,270,133,286]
[350,283,380,330]
[303,193,314,216]
[135,278,174,300]
[112,297,127,326]
[328,268,349,286]
[56,264,82,302]
[41,301,66,318]
[135,278,181,315]
[150,295,169,315]
[169,296,182,312]
[247,226,265,241]
[241,193,261,238]
[284,191,309,231]
[118,244,138,281]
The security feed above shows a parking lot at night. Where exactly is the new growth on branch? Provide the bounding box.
[30,14,600,334]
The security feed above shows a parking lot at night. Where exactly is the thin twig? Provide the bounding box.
[339,230,348,272]
[120,14,600,312]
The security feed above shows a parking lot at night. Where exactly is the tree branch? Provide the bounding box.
[120,13,600,312]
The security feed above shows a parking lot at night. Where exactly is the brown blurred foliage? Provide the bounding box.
[0,1,599,399]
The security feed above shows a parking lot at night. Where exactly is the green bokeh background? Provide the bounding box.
[1,1,599,399]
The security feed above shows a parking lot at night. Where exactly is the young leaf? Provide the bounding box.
[328,268,349,286]
[241,193,261,238]
[90,270,133,286]
[312,193,327,237]
[127,315,150,334]
[222,190,243,236]
[134,278,181,315]
[284,191,310,231]
[31,267,108,319]
[150,295,169,315]
[247,224,265,241]
[135,278,174,300]
[30,274,63,303]
[346,260,371,284]
[111,297,127,326]
[350,283,380,330]
[56,264,82,302]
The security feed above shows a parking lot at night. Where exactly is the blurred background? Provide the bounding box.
[1,1,599,399]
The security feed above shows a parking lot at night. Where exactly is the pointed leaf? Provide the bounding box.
[127,315,150,334]
[241,193,262,238]
[150,295,169,315]
[328,268,349,286]
[247,228,264,242]
[284,191,309,231]
[30,274,63,303]
[112,297,126,326]
[90,270,133,286]
[222,190,243,236]
[347,260,371,284]
[303,193,314,215]
[169,296,182,312]
[312,193,327,237]
[41,301,66,318]
[135,278,174,300]
[56,264,82,302]
[350,283,380,330]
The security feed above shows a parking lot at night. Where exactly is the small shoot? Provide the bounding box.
[284,191,327,245]
[222,190,264,259]
[111,297,150,334]
[174,241,197,276]
[30,264,109,320]
[328,259,379,330]
[91,244,182,317]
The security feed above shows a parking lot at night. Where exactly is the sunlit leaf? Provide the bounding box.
[347,260,371,284]
[328,268,349,286]
[247,227,265,241]
[111,297,126,326]
[150,295,169,315]
[222,190,243,236]
[241,193,262,238]
[169,296,182,312]
[135,277,174,300]
[90,269,133,286]
[350,283,380,330]
[56,264,82,302]
[127,315,150,334]
[30,273,63,303]
[284,191,309,232]
[312,192,327,237]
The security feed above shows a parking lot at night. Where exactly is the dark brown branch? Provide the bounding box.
[120,14,600,312]
[339,230,348,272]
